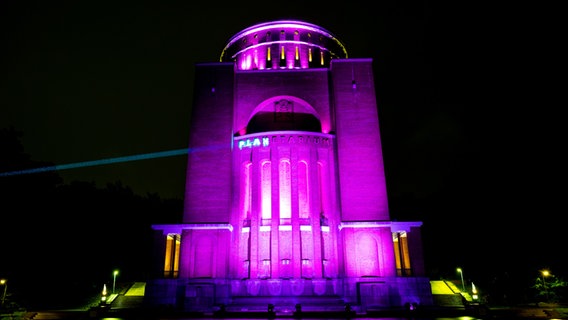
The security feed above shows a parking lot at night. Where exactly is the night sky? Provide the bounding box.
[1,1,562,296]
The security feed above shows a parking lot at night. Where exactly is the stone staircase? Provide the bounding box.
[430,280,472,306]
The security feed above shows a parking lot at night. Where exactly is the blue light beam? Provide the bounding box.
[0,148,190,177]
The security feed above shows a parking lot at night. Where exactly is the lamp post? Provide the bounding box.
[0,279,6,307]
[113,270,119,294]
[541,270,550,302]
[457,268,466,292]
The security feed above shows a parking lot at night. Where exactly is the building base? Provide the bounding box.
[144,277,433,314]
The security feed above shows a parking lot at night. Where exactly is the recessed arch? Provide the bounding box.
[244,96,322,135]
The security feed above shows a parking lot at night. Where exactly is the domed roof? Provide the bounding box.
[220,20,348,70]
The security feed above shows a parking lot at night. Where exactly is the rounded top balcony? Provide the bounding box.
[220,20,348,71]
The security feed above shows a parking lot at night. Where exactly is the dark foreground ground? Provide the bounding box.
[2,283,567,319]
[4,305,568,320]
[4,300,568,319]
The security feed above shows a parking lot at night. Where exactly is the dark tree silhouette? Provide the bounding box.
[0,126,183,309]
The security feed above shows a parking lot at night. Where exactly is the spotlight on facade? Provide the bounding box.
[147,19,433,313]
[406,302,418,311]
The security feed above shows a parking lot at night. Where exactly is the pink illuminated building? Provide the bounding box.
[147,20,433,313]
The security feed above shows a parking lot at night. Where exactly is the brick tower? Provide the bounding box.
[147,19,433,314]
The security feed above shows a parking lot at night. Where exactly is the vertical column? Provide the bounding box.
[239,226,251,279]
[179,229,192,278]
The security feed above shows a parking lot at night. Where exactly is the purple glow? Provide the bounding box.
[148,19,432,313]
[240,162,252,221]
[221,20,348,71]
[278,160,291,219]
[298,161,309,219]
[261,160,272,219]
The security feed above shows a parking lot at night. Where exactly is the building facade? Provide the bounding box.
[146,20,433,313]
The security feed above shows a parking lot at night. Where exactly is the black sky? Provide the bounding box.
[0,1,562,290]
[0,2,491,198]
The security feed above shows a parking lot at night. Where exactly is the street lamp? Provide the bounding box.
[541,270,550,302]
[0,279,7,306]
[113,270,119,294]
[457,268,466,292]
